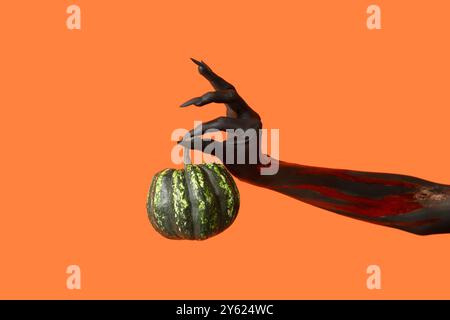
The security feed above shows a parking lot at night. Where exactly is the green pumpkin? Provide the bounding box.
[146,163,240,240]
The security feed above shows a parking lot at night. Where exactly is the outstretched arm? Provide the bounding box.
[179,59,450,236]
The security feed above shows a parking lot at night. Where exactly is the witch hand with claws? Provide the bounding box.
[179,59,450,236]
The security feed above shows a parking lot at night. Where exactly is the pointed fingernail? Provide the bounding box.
[177,140,188,148]
[180,102,192,108]
[190,58,202,66]
[177,137,191,146]
[180,97,199,108]
[180,100,193,107]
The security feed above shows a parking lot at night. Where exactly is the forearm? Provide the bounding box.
[231,158,450,235]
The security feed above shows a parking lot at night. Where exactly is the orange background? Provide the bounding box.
[1,0,450,299]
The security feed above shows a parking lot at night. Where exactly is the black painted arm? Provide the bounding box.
[179,59,450,235]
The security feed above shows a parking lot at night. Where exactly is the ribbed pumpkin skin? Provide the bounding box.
[147,163,240,240]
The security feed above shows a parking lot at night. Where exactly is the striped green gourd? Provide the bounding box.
[146,163,240,240]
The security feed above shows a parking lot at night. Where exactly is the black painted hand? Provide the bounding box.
[178,59,264,180]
